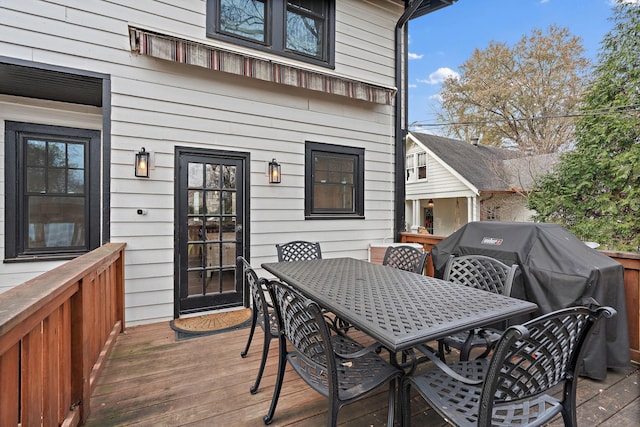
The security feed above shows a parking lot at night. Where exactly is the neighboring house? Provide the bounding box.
[405,132,558,236]
[0,1,455,325]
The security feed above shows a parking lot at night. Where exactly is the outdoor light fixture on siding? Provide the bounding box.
[135,147,150,178]
[269,158,281,184]
[427,199,434,208]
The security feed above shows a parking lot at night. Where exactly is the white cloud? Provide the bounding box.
[417,67,459,85]
[408,52,423,60]
[408,83,417,88]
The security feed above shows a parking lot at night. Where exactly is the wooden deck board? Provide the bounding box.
[85,321,639,427]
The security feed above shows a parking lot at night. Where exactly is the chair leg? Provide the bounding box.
[250,332,271,394]
[459,330,476,362]
[241,308,258,358]
[387,378,396,427]
[401,378,412,427]
[437,339,447,362]
[264,336,287,425]
[560,378,579,427]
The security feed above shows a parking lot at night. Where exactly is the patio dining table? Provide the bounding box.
[261,257,538,353]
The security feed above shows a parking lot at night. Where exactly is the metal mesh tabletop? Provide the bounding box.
[262,258,537,352]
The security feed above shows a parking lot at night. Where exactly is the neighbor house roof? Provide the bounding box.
[408,132,557,192]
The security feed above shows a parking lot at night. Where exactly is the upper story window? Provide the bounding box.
[305,142,364,219]
[4,122,101,261]
[406,152,427,182]
[207,0,335,67]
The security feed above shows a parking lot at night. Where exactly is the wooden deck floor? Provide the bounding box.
[85,321,639,427]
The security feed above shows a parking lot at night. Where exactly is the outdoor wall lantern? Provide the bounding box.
[135,147,150,178]
[268,158,281,184]
[427,199,434,208]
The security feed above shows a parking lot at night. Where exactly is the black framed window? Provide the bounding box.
[4,122,100,260]
[305,142,364,219]
[207,0,335,67]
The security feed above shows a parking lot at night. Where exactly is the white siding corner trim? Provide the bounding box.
[129,27,396,105]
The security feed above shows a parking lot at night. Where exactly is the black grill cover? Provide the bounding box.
[431,221,630,379]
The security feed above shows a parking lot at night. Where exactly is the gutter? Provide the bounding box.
[393,1,457,240]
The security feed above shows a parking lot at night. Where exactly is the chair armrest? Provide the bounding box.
[414,344,483,385]
[334,341,384,359]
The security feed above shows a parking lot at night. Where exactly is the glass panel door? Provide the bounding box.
[177,150,246,315]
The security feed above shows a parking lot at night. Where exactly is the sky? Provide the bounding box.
[406,0,633,130]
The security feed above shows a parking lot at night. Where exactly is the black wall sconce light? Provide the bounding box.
[427,199,434,208]
[268,158,281,184]
[135,147,150,178]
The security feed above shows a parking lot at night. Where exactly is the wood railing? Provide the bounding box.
[401,232,640,363]
[0,243,126,426]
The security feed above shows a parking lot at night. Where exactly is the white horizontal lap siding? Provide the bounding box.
[1,0,400,324]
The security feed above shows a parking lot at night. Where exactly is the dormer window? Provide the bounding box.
[207,0,335,68]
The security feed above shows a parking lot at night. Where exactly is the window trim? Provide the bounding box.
[206,0,335,68]
[4,121,101,261]
[305,141,364,219]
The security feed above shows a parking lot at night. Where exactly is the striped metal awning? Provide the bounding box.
[129,27,396,105]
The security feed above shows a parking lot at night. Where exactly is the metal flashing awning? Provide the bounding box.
[129,28,396,105]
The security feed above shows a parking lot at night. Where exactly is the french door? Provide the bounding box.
[175,148,248,316]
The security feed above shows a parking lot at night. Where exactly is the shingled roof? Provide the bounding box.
[409,132,557,192]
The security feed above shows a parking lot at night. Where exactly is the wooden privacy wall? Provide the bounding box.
[0,243,125,426]
[401,232,640,364]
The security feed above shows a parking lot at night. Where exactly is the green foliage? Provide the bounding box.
[529,3,640,251]
[437,25,589,153]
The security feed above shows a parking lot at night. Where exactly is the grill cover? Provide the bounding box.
[431,221,630,379]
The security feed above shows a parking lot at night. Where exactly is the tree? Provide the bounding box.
[528,2,640,251]
[437,25,590,153]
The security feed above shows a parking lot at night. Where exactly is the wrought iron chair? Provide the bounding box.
[382,245,428,274]
[237,257,279,394]
[438,254,518,361]
[264,280,403,426]
[402,304,616,427]
[276,240,322,262]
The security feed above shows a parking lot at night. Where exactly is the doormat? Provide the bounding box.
[170,308,252,340]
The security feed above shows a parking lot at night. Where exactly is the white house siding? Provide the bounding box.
[0,1,402,325]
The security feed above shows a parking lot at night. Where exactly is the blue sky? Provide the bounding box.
[407,0,632,129]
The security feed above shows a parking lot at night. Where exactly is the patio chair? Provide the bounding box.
[438,254,518,361]
[263,280,403,426]
[237,257,279,394]
[402,304,616,427]
[382,245,428,274]
[276,240,322,262]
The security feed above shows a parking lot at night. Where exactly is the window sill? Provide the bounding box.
[4,253,86,263]
[305,215,365,220]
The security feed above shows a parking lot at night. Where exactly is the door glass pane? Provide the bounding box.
[206,218,220,240]
[188,217,202,240]
[206,242,220,268]
[222,191,236,215]
[222,165,236,189]
[188,243,203,268]
[188,163,203,187]
[206,191,220,215]
[189,190,203,215]
[206,164,220,189]
[219,0,266,42]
